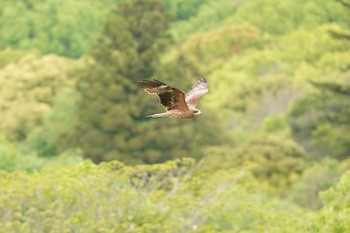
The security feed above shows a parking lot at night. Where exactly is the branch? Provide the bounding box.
[309,80,350,96]
[156,158,205,208]
[328,29,350,41]
[334,0,350,9]
[184,169,247,231]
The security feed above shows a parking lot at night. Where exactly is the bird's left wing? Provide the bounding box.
[185,78,209,108]
[137,79,189,111]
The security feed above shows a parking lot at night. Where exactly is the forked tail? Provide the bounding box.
[146,112,168,118]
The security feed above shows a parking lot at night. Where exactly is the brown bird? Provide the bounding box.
[137,78,209,119]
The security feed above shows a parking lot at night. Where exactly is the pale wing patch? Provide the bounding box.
[185,78,209,108]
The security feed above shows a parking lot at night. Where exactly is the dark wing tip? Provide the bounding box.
[137,79,166,89]
[199,78,207,83]
[136,80,150,89]
[152,79,166,84]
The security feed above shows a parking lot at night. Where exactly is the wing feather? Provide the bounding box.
[137,79,189,111]
[185,78,209,108]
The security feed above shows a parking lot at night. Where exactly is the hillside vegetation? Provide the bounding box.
[0,0,349,232]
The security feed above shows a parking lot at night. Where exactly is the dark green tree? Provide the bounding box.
[75,0,225,163]
[288,0,350,160]
[288,79,350,160]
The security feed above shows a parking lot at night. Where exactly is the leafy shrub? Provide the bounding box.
[0,48,27,68]
[202,135,307,196]
[313,171,350,233]
[0,158,311,233]
[289,158,344,209]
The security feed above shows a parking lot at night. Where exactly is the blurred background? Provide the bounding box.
[0,0,350,212]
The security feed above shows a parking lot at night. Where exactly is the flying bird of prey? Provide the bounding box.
[137,78,209,119]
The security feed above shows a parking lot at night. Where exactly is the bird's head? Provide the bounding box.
[193,109,202,115]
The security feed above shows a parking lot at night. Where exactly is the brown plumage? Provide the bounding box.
[137,78,209,119]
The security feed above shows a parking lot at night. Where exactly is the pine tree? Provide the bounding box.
[75,0,225,163]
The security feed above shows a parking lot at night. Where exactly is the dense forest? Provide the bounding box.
[0,0,349,232]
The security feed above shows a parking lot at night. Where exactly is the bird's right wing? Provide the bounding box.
[185,78,209,108]
[137,79,189,111]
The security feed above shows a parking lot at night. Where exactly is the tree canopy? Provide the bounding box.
[0,0,350,231]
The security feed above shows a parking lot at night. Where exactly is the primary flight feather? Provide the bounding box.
[137,78,209,119]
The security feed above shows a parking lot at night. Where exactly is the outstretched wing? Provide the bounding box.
[137,79,189,111]
[185,78,209,108]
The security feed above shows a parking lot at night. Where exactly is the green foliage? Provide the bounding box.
[0,0,116,58]
[202,135,307,195]
[233,0,350,35]
[169,24,261,74]
[194,24,350,150]
[0,0,350,231]
[232,135,307,195]
[312,123,350,158]
[288,78,350,159]
[163,0,210,20]
[26,88,81,157]
[313,171,350,233]
[75,0,173,163]
[0,48,27,68]
[285,3,350,160]
[0,159,311,233]
[0,136,82,172]
[0,137,18,172]
[170,0,243,42]
[0,54,76,141]
[261,114,289,133]
[170,0,350,42]
[289,158,346,209]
